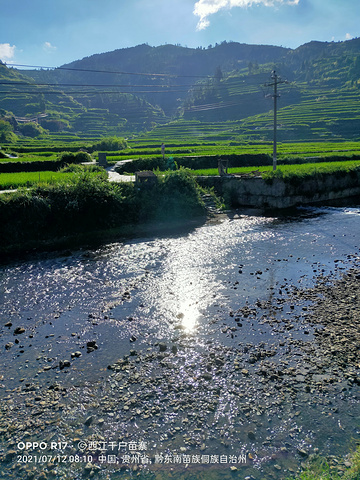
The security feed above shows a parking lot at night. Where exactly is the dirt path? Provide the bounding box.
[106,165,135,183]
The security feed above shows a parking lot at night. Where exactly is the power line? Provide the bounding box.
[185,100,243,112]
[0,78,260,98]
[0,89,203,95]
[0,78,255,90]
[0,81,200,88]
[1,62,280,116]
[8,63,211,79]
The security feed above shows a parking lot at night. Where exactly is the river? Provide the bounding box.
[0,204,360,480]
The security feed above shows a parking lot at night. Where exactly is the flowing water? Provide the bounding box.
[1,205,360,479]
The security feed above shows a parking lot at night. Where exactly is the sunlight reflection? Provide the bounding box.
[177,300,201,332]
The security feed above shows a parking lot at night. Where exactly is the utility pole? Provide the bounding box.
[265,71,287,171]
[272,71,278,171]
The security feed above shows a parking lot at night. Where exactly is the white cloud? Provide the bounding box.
[193,0,300,30]
[345,33,353,40]
[0,43,16,62]
[43,41,57,52]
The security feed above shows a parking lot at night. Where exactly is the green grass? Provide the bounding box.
[0,169,106,190]
[0,154,58,163]
[287,445,360,480]
[262,160,360,182]
[106,140,360,165]
[165,160,360,177]
[4,136,360,163]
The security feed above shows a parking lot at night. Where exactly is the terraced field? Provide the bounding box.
[220,82,360,142]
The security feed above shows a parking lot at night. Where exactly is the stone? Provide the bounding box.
[84,415,94,426]
[14,327,25,335]
[59,360,71,369]
[159,343,167,352]
[5,449,17,461]
[87,340,98,353]
[297,448,308,457]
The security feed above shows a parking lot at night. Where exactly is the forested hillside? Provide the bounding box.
[1,38,360,141]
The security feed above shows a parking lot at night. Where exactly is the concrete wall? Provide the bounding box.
[197,172,360,209]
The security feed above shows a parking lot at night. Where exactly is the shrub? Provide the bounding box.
[0,190,51,246]
[92,136,127,152]
[33,174,127,233]
[0,169,208,253]
[59,164,106,175]
[40,119,69,132]
[152,168,206,220]
[57,151,92,164]
[19,122,47,138]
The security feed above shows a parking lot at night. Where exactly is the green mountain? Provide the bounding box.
[20,42,288,120]
[1,38,360,141]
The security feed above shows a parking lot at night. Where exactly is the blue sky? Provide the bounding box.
[1,0,359,67]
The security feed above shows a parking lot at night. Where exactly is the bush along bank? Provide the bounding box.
[0,169,208,254]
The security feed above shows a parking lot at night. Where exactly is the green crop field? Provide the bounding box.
[0,169,106,190]
[0,154,58,163]
[107,139,360,165]
[162,160,360,177]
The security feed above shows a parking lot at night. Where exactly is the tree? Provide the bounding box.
[92,136,128,151]
[214,66,223,83]
[0,119,17,142]
[19,122,46,137]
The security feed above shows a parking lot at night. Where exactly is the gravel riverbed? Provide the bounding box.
[1,252,359,480]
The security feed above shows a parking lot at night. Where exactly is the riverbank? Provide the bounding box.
[197,167,360,209]
[0,169,210,257]
[0,223,359,480]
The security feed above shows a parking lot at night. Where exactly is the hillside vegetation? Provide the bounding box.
[0,38,359,142]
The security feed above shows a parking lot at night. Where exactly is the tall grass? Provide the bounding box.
[261,161,360,183]
[0,166,107,190]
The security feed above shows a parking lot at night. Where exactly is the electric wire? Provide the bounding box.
[0,63,293,114]
[8,63,212,79]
